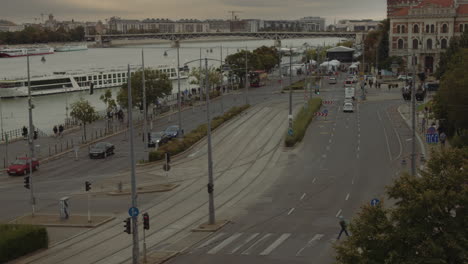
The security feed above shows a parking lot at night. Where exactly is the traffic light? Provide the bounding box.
[143,213,150,230]
[85,181,91,192]
[314,89,320,95]
[33,130,38,140]
[124,218,131,234]
[165,152,171,164]
[24,176,30,189]
[207,183,214,194]
[89,83,94,95]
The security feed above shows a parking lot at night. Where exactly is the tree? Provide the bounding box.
[117,69,172,111]
[100,89,117,111]
[335,148,468,264]
[189,66,222,91]
[432,48,468,147]
[70,98,100,140]
[252,46,279,72]
[435,31,468,79]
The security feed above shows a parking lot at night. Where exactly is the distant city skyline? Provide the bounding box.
[1,0,386,24]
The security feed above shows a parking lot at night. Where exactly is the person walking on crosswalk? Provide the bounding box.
[337,216,349,239]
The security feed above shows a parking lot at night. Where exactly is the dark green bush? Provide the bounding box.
[0,224,48,263]
[149,104,250,161]
[285,98,322,147]
[283,79,305,91]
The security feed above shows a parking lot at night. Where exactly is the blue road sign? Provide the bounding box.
[128,207,139,217]
[288,128,294,136]
[426,133,439,144]
[370,198,380,206]
[323,109,329,114]
[427,127,436,134]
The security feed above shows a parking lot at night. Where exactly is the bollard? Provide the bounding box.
[100,129,102,138]
[71,138,74,146]
[55,144,57,154]
[67,140,69,149]
[95,130,98,139]
[60,142,63,152]
[49,145,51,156]
[3,158,5,168]
[118,181,123,193]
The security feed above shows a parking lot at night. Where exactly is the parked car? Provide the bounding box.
[148,131,169,147]
[344,79,354,87]
[165,125,183,139]
[397,75,413,81]
[424,82,439,92]
[343,102,354,113]
[328,77,337,84]
[7,157,39,176]
[89,142,115,159]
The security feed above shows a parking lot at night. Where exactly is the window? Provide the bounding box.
[413,39,419,49]
[413,24,419,33]
[397,25,401,33]
[426,25,430,32]
[398,39,404,49]
[441,38,448,49]
[427,39,433,49]
[402,25,406,33]
[461,24,464,32]
[431,24,435,33]
[442,24,448,33]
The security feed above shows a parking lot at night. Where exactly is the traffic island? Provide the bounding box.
[107,183,179,196]
[192,220,229,232]
[9,214,114,228]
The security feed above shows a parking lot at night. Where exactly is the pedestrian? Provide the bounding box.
[22,126,28,138]
[440,132,447,147]
[53,125,58,137]
[59,124,64,137]
[337,216,349,239]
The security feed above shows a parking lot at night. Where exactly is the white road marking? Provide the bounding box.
[300,193,306,200]
[326,146,330,151]
[229,233,259,254]
[207,233,243,254]
[196,232,226,250]
[322,154,327,158]
[241,233,273,255]
[312,178,317,183]
[345,193,350,201]
[259,233,291,256]
[385,109,403,160]
[331,133,334,137]
[378,111,393,161]
[336,209,342,217]
[406,138,413,141]
[329,139,332,143]
[295,234,324,256]
[287,208,295,215]
[357,146,360,151]
[333,127,335,131]
[358,133,360,138]
[357,153,360,159]
[352,178,355,185]
[188,150,200,158]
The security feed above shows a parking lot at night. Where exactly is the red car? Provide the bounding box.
[7,157,39,176]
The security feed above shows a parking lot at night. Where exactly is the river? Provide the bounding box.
[0,37,342,133]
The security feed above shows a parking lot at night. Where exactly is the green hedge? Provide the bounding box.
[149,104,250,161]
[0,224,48,263]
[283,79,305,91]
[285,98,322,147]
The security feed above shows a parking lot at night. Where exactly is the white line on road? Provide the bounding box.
[329,139,332,143]
[358,133,360,138]
[357,146,360,151]
[331,133,334,137]
[300,193,306,201]
[287,208,295,215]
[312,178,317,183]
[352,178,355,185]
[195,232,226,250]
[345,193,350,201]
[295,234,324,256]
[336,209,342,218]
[326,146,330,151]
[322,154,327,158]
[259,233,291,256]
[333,127,335,131]
[241,233,273,255]
[357,153,360,159]
[207,233,243,254]
[378,111,393,161]
[229,233,259,254]
[406,138,413,141]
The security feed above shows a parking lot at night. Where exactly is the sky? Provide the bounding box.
[0,0,386,24]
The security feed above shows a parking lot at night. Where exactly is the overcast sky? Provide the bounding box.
[1,0,386,24]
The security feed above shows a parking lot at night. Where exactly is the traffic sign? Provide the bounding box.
[288,128,294,136]
[426,133,439,144]
[427,127,437,134]
[128,207,139,217]
[370,198,380,206]
[323,109,329,114]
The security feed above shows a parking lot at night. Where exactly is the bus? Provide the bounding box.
[249,70,268,87]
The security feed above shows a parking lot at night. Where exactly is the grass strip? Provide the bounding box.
[285,98,322,147]
[149,104,250,161]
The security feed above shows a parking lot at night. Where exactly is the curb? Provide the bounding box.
[107,184,179,196]
[9,215,115,228]
[397,104,427,158]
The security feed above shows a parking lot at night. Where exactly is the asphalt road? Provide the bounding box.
[167,75,419,264]
[0,76,299,225]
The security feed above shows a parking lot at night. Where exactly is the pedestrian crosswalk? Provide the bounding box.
[189,232,336,257]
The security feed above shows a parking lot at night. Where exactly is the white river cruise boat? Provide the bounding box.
[0,47,55,58]
[0,65,188,98]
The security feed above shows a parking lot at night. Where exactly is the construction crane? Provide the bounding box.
[228,11,243,21]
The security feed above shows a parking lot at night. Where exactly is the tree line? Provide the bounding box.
[0,26,85,45]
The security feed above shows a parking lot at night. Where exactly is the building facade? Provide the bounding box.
[108,17,208,34]
[0,20,24,32]
[329,19,380,32]
[389,0,468,73]
[387,0,422,17]
[300,17,326,31]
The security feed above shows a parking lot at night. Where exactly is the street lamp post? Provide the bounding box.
[245,47,249,105]
[26,55,36,216]
[411,54,417,177]
[220,45,224,113]
[204,58,215,225]
[289,48,293,129]
[164,44,183,137]
[142,49,148,152]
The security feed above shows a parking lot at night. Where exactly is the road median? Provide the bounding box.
[285,98,322,147]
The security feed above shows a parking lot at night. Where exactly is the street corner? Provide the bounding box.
[191,219,229,232]
[9,214,115,228]
[107,183,179,196]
